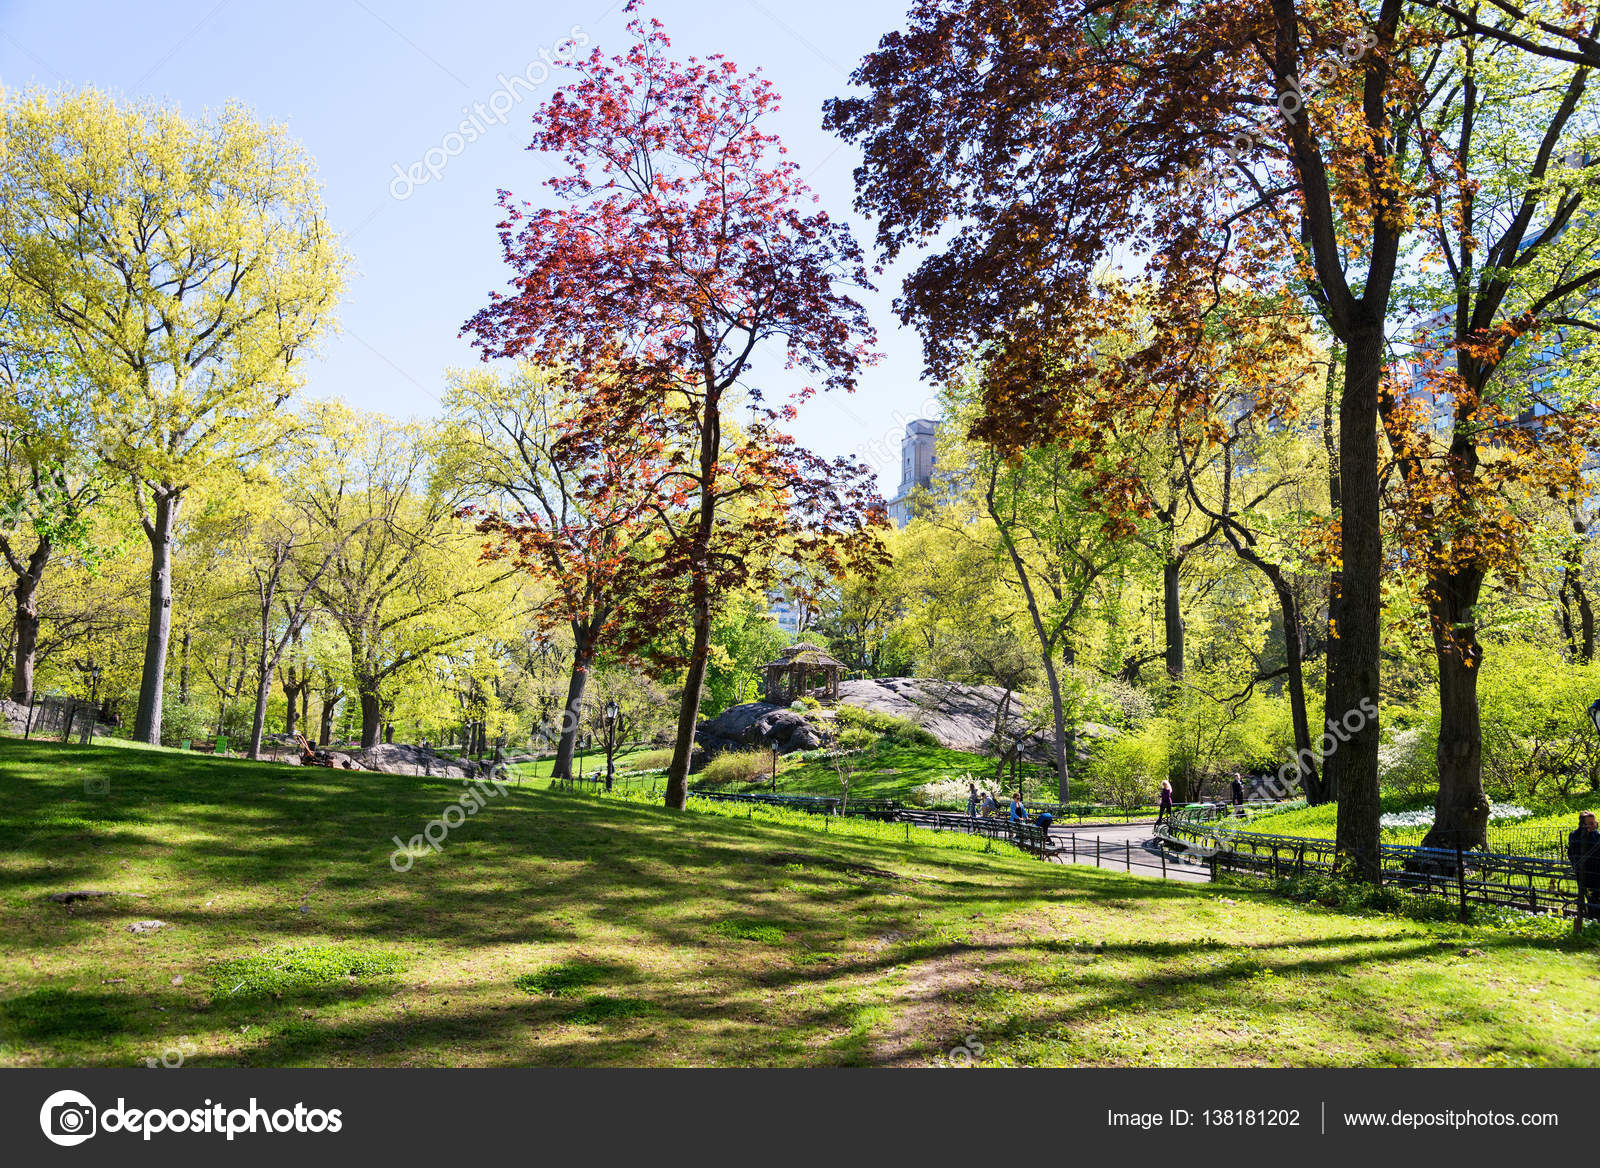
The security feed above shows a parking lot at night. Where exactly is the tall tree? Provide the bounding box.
[826,1,1457,877]
[0,88,345,744]
[466,14,884,809]
[299,406,517,749]
[439,363,660,781]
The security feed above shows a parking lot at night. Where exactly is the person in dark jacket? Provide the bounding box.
[1230,773,1246,818]
[1569,811,1600,917]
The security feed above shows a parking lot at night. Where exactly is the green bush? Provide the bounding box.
[159,700,214,748]
[625,748,676,772]
[835,705,938,747]
[835,725,878,751]
[699,747,776,786]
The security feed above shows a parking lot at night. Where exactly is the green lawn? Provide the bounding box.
[509,744,663,781]
[1,736,1596,1067]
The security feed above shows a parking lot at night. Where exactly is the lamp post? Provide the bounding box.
[604,700,619,791]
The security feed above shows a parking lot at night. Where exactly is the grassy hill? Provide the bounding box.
[1,736,1596,1067]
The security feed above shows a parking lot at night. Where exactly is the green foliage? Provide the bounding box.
[835,725,879,750]
[1263,873,1457,922]
[624,748,676,772]
[158,701,213,749]
[835,705,938,747]
[699,747,777,786]
[703,593,790,716]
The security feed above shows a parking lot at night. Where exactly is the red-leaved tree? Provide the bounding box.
[466,10,885,809]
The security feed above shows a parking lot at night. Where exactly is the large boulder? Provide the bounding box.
[694,677,1087,765]
[831,677,1056,757]
[353,743,481,779]
[694,703,825,764]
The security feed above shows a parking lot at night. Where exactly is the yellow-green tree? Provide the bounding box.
[0,88,346,743]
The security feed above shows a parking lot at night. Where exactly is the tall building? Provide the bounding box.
[886,418,940,528]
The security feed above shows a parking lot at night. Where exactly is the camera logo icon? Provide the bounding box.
[39,1089,97,1146]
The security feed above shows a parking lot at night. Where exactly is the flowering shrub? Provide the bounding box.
[1379,802,1533,831]
[916,774,997,808]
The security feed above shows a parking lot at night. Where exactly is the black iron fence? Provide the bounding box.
[19,695,95,744]
[1163,805,1591,920]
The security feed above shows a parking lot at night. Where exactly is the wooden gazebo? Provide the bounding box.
[762,643,847,703]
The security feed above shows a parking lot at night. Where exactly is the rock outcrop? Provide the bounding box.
[353,743,484,778]
[694,676,1075,764]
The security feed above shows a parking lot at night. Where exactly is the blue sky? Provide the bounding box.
[0,0,939,497]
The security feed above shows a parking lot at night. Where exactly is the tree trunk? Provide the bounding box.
[134,489,181,745]
[319,685,340,746]
[247,666,271,761]
[1162,556,1184,680]
[1321,345,1343,804]
[1330,324,1383,881]
[665,594,712,810]
[551,626,597,780]
[665,374,722,812]
[1278,584,1321,803]
[1421,572,1490,851]
[177,630,191,706]
[358,686,383,749]
[8,535,49,704]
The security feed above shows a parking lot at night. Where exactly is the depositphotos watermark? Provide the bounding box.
[1178,28,1379,193]
[389,27,589,200]
[1260,696,1379,800]
[39,1089,343,1145]
[942,1033,986,1067]
[388,768,511,872]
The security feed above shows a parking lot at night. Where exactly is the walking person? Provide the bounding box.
[967,782,979,820]
[1569,811,1600,920]
[1009,792,1028,823]
[1230,772,1246,818]
[1155,778,1173,826]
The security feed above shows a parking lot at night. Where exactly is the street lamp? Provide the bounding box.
[604,700,620,791]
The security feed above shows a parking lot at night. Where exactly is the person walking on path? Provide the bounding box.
[1156,779,1174,826]
[1230,773,1246,818]
[1009,792,1028,823]
[1569,811,1600,919]
[967,783,979,820]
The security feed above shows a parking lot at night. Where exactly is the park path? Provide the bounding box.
[1042,820,1211,883]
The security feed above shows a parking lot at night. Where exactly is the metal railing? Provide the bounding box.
[1162,804,1592,919]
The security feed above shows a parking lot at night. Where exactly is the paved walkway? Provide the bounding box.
[1044,820,1212,883]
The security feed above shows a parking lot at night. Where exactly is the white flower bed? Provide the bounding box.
[1379,802,1533,831]
[916,775,998,806]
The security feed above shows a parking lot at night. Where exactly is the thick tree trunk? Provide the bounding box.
[358,687,383,749]
[1163,557,1184,680]
[134,489,181,745]
[9,536,49,704]
[1421,573,1490,851]
[552,618,602,780]
[1330,325,1384,880]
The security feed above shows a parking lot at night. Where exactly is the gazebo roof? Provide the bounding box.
[762,643,848,671]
